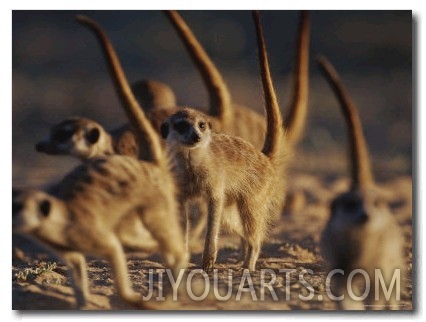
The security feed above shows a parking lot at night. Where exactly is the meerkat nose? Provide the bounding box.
[191,133,201,143]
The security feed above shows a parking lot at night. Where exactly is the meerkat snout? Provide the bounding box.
[162,109,212,148]
[12,190,54,234]
[36,118,114,159]
[330,193,370,227]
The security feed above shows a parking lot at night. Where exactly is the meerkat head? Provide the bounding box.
[12,189,67,235]
[329,189,389,230]
[160,108,212,149]
[36,117,113,160]
[131,79,177,110]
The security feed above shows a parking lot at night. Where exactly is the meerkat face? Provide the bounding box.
[329,190,389,229]
[36,118,108,159]
[12,189,66,235]
[160,108,212,149]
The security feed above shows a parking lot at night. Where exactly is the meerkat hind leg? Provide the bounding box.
[239,238,249,263]
[243,241,261,271]
[202,195,225,272]
[137,204,188,277]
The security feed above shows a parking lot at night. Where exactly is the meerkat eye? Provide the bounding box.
[173,121,190,134]
[53,129,74,143]
[374,198,386,208]
[198,122,206,131]
[39,199,51,217]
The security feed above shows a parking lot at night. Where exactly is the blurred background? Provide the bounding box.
[12,10,412,187]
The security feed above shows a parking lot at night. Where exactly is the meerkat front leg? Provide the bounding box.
[184,200,191,255]
[61,251,89,309]
[202,194,225,272]
[102,235,148,309]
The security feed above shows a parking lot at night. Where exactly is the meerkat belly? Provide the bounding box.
[117,212,158,251]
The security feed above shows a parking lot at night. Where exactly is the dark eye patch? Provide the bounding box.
[198,122,206,131]
[86,128,100,144]
[173,121,190,134]
[39,199,51,217]
[52,128,74,143]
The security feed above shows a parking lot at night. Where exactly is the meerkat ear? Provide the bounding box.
[39,199,51,218]
[86,128,100,144]
[208,121,212,130]
[160,122,169,139]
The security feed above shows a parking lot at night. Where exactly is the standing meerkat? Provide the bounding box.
[164,10,310,149]
[160,11,287,272]
[318,56,404,310]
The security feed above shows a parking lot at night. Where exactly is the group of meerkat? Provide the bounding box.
[13,10,405,310]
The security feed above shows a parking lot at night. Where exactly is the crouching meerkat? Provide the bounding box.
[13,154,186,309]
[318,56,404,310]
[160,11,287,272]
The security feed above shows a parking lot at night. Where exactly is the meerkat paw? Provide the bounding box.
[202,251,217,273]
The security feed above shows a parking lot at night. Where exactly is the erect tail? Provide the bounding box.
[252,11,285,160]
[76,15,164,166]
[285,11,310,147]
[317,56,375,190]
[164,10,232,126]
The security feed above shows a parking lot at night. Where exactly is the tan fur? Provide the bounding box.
[161,12,287,272]
[36,117,136,159]
[131,79,177,110]
[318,56,404,310]
[164,10,310,149]
[13,155,187,309]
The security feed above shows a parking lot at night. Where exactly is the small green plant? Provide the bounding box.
[13,262,57,282]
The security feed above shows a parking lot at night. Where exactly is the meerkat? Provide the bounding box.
[318,56,404,310]
[35,77,178,160]
[167,10,311,219]
[164,10,310,149]
[35,117,137,159]
[13,154,186,309]
[131,78,177,111]
[160,11,287,272]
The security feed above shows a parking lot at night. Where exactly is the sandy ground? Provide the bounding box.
[12,169,413,311]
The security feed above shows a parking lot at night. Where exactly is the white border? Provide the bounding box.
[3,1,421,321]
